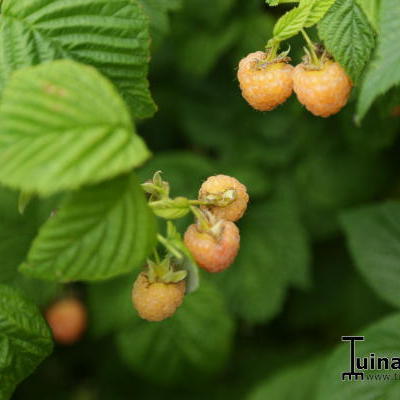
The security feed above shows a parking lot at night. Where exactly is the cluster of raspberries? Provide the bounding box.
[133,175,249,322]
[238,51,352,117]
[44,177,249,336]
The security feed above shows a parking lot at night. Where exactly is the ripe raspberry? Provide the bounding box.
[199,175,249,222]
[132,272,185,322]
[237,51,294,111]
[45,298,87,345]
[184,220,240,273]
[293,61,352,117]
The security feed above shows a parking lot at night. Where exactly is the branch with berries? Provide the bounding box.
[131,173,249,322]
[238,0,352,117]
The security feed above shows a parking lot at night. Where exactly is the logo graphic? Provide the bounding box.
[341,336,365,381]
[341,335,400,381]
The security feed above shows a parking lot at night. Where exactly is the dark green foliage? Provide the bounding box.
[2,0,400,399]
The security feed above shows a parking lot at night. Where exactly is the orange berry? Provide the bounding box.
[237,51,294,111]
[199,175,249,222]
[45,298,87,345]
[184,221,240,273]
[293,61,352,117]
[132,272,185,322]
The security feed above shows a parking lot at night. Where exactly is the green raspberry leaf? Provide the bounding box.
[273,0,315,42]
[20,173,156,282]
[0,60,150,196]
[0,188,39,284]
[356,0,400,120]
[356,0,380,31]
[115,280,234,385]
[88,275,135,338]
[0,0,155,119]
[271,0,334,42]
[217,181,311,324]
[0,284,53,400]
[0,187,60,306]
[270,0,335,41]
[180,21,240,77]
[248,357,325,400]
[341,201,400,309]
[138,0,183,45]
[304,0,336,27]
[317,313,400,399]
[318,0,376,83]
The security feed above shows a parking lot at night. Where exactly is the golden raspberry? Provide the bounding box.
[293,61,352,117]
[199,175,249,222]
[45,298,87,345]
[237,51,294,111]
[184,221,240,273]
[132,272,185,322]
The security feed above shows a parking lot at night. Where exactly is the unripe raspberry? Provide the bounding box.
[293,61,352,117]
[45,298,87,345]
[199,175,249,222]
[237,51,294,111]
[184,221,240,273]
[132,272,185,322]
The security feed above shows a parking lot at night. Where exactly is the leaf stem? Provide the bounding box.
[188,199,210,206]
[157,234,183,260]
[300,29,319,65]
[265,40,280,61]
[153,248,161,264]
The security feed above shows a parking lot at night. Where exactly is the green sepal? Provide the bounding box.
[150,197,190,219]
[146,258,187,284]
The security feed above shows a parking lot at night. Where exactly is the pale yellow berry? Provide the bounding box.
[293,61,352,117]
[132,273,185,322]
[238,51,294,111]
[199,175,249,222]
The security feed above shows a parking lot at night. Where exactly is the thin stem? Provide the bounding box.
[153,248,161,264]
[157,234,183,260]
[265,40,280,61]
[300,29,319,65]
[188,199,211,206]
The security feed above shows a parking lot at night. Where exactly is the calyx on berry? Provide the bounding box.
[146,258,187,284]
[190,206,225,241]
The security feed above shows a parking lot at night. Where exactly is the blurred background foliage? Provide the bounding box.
[4,0,400,398]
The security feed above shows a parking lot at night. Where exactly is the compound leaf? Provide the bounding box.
[341,201,400,309]
[20,173,156,282]
[0,0,156,118]
[0,284,53,400]
[0,61,150,195]
[318,0,376,83]
[357,0,400,120]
